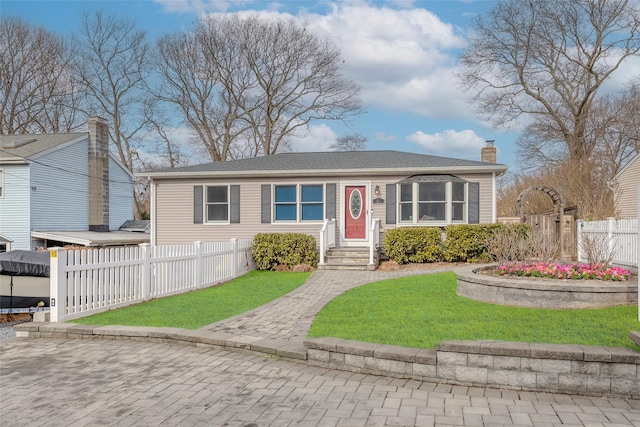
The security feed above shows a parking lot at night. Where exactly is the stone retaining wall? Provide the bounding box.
[304,337,640,399]
[14,323,640,399]
[456,265,637,308]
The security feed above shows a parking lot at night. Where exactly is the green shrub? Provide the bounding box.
[383,227,443,264]
[443,223,531,262]
[252,233,319,270]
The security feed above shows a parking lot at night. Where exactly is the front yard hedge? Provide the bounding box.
[252,233,319,270]
[383,227,443,264]
[383,223,532,264]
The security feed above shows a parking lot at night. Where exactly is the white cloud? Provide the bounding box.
[599,52,640,95]
[406,129,486,160]
[154,0,263,13]
[300,2,471,119]
[154,0,230,13]
[156,1,477,122]
[375,131,397,142]
[290,124,337,152]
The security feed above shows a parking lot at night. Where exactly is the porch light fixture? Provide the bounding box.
[374,185,380,196]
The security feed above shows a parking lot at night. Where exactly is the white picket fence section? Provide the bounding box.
[576,218,638,268]
[49,239,255,322]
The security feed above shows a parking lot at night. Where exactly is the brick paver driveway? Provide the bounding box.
[2,338,639,426]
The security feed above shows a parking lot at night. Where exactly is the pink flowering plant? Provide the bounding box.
[495,262,631,281]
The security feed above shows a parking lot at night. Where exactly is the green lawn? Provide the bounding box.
[308,272,640,350]
[72,270,311,329]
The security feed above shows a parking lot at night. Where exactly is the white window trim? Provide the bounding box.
[398,181,469,226]
[0,168,4,198]
[204,184,230,225]
[272,183,325,224]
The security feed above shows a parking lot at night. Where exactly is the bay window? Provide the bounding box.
[397,175,469,225]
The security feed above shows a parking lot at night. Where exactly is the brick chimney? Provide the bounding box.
[481,140,497,163]
[88,117,110,232]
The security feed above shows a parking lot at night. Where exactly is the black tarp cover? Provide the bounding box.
[0,250,50,277]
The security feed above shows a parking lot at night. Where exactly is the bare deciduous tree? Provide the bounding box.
[0,17,81,134]
[74,10,151,173]
[239,16,362,156]
[460,0,640,165]
[579,232,615,266]
[330,133,367,151]
[154,20,252,162]
[461,0,640,219]
[154,14,362,162]
[73,11,152,218]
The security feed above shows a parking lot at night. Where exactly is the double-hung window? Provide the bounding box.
[397,175,469,225]
[274,184,324,222]
[451,182,466,222]
[399,184,413,221]
[205,185,229,222]
[418,182,446,221]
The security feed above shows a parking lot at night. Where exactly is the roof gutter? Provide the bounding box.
[140,165,509,180]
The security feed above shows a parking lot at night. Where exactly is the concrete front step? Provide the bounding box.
[326,249,370,257]
[318,263,377,271]
[325,255,370,263]
[321,246,378,271]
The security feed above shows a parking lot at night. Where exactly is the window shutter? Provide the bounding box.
[386,184,396,224]
[469,182,480,224]
[325,183,336,220]
[261,184,271,223]
[194,186,203,224]
[230,185,240,223]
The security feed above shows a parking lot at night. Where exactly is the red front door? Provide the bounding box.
[345,186,367,239]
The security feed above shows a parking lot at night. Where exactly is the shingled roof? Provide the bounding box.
[0,133,86,163]
[143,150,508,179]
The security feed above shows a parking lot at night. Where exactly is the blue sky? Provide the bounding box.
[2,0,524,168]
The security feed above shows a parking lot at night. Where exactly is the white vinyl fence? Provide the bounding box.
[576,218,638,268]
[49,239,255,322]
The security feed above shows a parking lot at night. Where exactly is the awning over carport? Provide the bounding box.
[31,230,150,247]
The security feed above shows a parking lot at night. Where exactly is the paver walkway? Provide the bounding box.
[2,338,639,426]
[2,266,639,426]
[202,267,454,343]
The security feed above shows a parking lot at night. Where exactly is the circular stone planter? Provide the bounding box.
[455,264,638,309]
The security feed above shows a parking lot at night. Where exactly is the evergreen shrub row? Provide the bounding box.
[252,233,319,270]
[383,223,532,264]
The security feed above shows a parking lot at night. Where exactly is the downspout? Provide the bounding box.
[492,172,496,223]
[150,178,157,246]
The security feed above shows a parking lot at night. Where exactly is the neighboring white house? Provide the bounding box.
[613,152,640,219]
[0,117,148,251]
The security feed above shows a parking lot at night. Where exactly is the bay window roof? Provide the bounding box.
[397,174,468,184]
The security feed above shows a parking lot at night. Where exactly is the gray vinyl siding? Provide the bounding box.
[109,156,134,230]
[154,173,496,245]
[156,177,336,244]
[615,157,639,219]
[0,164,32,250]
[31,139,89,231]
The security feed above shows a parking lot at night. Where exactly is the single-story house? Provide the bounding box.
[612,152,639,219]
[142,145,508,250]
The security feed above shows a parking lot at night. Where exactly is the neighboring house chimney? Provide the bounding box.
[88,117,110,232]
[481,140,497,163]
